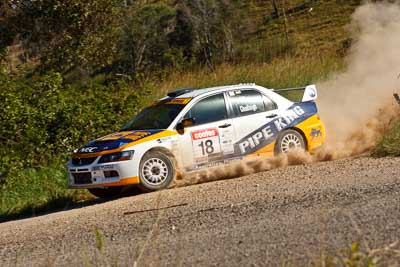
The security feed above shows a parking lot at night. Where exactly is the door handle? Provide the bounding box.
[266,114,278,118]
[218,123,232,128]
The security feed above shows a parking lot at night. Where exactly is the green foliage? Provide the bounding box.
[94,228,105,253]
[1,0,121,71]
[343,242,377,267]
[0,161,89,219]
[118,3,177,74]
[310,241,379,267]
[0,72,144,191]
[372,119,400,157]
[2,0,361,77]
[0,64,163,218]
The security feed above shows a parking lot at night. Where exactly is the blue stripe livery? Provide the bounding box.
[235,101,317,155]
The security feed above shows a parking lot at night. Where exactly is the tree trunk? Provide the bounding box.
[281,0,289,46]
[272,0,279,18]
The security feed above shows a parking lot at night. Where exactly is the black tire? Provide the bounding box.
[275,129,306,155]
[138,151,176,192]
[88,187,123,198]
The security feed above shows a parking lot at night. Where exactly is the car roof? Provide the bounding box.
[171,83,268,99]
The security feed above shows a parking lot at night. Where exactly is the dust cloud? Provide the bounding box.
[175,1,400,187]
[317,0,400,159]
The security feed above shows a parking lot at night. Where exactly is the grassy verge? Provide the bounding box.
[0,162,92,221]
[1,54,344,220]
[372,119,400,157]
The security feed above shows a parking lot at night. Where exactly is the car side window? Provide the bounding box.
[228,89,267,117]
[263,95,278,111]
[184,93,227,125]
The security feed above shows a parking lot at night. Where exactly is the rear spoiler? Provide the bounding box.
[272,84,317,102]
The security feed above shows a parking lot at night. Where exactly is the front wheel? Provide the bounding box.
[275,129,306,154]
[138,151,176,192]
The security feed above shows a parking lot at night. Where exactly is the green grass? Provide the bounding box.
[372,119,400,157]
[0,162,92,221]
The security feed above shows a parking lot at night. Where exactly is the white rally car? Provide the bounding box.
[67,84,325,197]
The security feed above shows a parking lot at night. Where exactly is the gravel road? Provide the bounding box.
[1,156,400,266]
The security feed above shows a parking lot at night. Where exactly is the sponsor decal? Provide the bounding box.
[78,147,97,153]
[157,136,176,143]
[273,106,305,131]
[191,128,222,163]
[98,132,129,141]
[309,88,316,98]
[239,125,274,154]
[99,131,151,142]
[239,104,258,113]
[191,128,218,140]
[93,165,115,171]
[151,98,192,106]
[228,90,242,97]
[185,156,243,172]
[125,131,151,141]
[236,102,317,155]
[310,127,322,138]
[77,130,162,154]
[165,98,192,105]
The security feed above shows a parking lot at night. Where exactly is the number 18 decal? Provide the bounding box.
[191,128,221,162]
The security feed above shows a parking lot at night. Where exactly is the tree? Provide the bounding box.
[177,0,239,68]
[0,0,121,73]
[272,0,279,18]
[118,3,176,75]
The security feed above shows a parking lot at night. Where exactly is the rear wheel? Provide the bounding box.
[138,151,176,192]
[88,187,123,198]
[275,129,306,154]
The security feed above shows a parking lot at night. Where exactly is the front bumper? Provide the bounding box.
[67,156,140,188]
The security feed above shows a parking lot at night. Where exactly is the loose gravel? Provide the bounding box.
[1,156,400,266]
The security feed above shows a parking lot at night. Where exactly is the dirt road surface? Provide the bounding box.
[1,156,400,266]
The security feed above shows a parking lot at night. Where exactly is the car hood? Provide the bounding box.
[76,130,164,154]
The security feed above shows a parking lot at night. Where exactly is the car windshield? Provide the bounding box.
[121,102,186,131]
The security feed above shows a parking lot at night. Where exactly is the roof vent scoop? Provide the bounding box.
[167,88,195,97]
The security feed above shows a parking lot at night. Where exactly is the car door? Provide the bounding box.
[177,93,235,171]
[226,89,279,158]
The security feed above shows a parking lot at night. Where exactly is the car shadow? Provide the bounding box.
[0,186,143,224]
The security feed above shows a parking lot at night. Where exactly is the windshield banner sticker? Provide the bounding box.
[77,130,162,154]
[165,98,192,105]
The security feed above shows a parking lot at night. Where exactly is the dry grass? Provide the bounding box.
[156,54,343,97]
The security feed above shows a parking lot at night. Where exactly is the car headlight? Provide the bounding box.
[98,151,134,163]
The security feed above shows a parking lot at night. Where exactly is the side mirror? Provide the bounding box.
[176,118,195,134]
[176,122,184,133]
